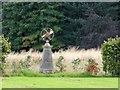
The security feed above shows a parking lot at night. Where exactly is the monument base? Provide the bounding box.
[40,41,54,74]
[40,70,54,74]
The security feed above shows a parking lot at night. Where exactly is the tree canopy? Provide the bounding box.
[2,2,120,51]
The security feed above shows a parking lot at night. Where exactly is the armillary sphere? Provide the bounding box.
[41,28,54,41]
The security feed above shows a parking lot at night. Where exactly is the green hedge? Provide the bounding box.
[0,35,11,75]
[101,37,120,76]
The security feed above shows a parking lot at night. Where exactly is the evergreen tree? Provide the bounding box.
[2,2,119,51]
[3,2,64,51]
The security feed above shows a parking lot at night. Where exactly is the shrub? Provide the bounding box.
[24,55,32,69]
[0,35,11,76]
[87,58,94,64]
[55,56,66,72]
[72,58,81,71]
[101,37,120,76]
[86,58,100,75]
[0,35,11,62]
[11,56,32,73]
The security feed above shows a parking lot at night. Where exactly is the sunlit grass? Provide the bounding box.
[2,77,118,88]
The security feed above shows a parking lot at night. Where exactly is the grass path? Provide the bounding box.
[2,77,118,88]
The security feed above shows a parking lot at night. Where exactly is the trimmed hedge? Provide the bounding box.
[101,37,120,76]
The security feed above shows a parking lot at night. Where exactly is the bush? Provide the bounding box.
[86,58,100,75]
[101,37,120,76]
[55,56,66,72]
[0,35,11,75]
[72,58,81,71]
[11,56,32,73]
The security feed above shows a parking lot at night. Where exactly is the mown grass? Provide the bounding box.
[2,77,118,88]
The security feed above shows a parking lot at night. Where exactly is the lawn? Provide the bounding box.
[2,77,118,88]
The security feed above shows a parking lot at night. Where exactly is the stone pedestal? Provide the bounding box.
[40,41,54,73]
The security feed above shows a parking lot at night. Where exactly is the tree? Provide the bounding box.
[61,2,119,49]
[2,2,120,51]
[3,2,64,51]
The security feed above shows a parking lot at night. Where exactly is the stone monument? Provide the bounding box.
[40,28,54,73]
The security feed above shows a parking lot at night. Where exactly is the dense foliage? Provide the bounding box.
[0,35,11,62]
[101,37,120,76]
[2,2,120,51]
[0,35,11,75]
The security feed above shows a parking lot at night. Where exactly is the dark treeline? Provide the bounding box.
[2,2,120,51]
